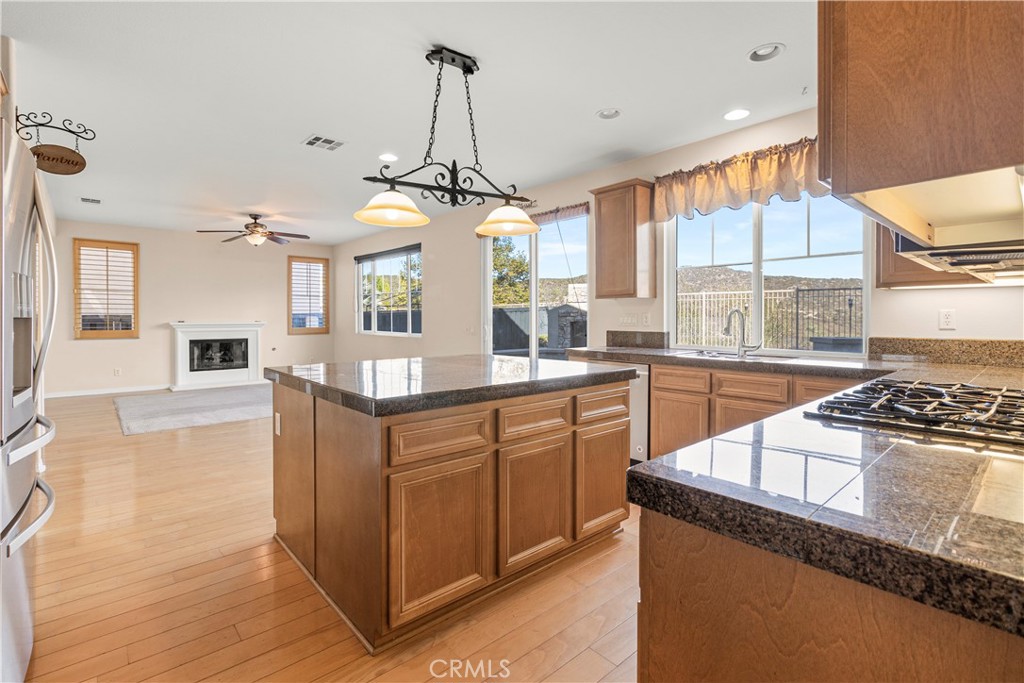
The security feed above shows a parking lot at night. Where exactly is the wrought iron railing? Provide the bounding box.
[677,287,863,352]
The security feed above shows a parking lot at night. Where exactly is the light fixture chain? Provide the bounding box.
[423,58,445,165]
[464,72,481,171]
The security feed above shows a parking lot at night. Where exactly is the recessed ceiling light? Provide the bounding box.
[748,43,785,62]
[724,109,751,121]
[596,108,621,120]
[378,153,398,162]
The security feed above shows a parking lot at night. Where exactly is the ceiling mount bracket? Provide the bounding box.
[425,46,478,75]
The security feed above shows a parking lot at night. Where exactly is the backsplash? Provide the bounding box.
[868,337,1024,367]
[605,330,670,348]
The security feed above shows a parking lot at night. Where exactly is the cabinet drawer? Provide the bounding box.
[652,366,712,394]
[575,386,630,425]
[713,397,784,435]
[497,397,572,442]
[389,411,492,467]
[792,376,859,405]
[713,371,789,404]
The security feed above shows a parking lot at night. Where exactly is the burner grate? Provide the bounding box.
[806,379,1024,447]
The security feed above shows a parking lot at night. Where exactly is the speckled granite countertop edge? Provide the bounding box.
[264,364,636,417]
[627,460,1024,638]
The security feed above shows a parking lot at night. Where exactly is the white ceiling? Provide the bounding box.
[2,1,818,245]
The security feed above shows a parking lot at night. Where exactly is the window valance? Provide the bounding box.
[653,136,830,222]
[528,201,590,226]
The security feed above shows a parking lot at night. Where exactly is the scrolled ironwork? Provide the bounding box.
[15,109,96,143]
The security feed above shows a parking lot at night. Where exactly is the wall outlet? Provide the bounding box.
[113,368,122,376]
[939,309,956,330]
[640,313,651,327]
[274,412,281,436]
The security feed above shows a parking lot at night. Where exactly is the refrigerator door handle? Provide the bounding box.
[6,479,55,557]
[5,415,56,466]
[33,173,59,403]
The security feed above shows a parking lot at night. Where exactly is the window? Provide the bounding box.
[672,193,867,355]
[488,210,588,360]
[288,256,330,334]
[356,244,421,335]
[73,238,139,339]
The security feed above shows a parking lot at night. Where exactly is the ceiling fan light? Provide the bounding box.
[474,204,539,237]
[354,189,430,227]
[245,233,267,246]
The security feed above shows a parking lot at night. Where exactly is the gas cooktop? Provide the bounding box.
[806,378,1024,448]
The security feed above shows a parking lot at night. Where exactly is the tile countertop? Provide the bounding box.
[264,354,636,417]
[624,360,1024,637]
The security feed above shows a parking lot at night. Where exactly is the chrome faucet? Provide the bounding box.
[722,308,762,359]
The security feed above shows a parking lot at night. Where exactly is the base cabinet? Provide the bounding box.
[497,434,573,576]
[575,418,630,540]
[649,366,864,458]
[273,381,630,653]
[713,397,785,435]
[651,391,710,457]
[388,452,494,627]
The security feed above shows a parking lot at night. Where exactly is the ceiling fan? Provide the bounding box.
[196,214,310,246]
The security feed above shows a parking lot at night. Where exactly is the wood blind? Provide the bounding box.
[73,238,140,339]
[288,256,330,335]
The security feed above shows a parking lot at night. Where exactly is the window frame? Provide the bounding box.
[666,196,871,359]
[73,237,140,340]
[288,255,331,335]
[355,245,422,338]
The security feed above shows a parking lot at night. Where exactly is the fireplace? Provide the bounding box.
[189,338,248,372]
[170,322,266,391]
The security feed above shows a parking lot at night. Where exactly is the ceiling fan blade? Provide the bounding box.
[270,231,310,239]
[222,234,247,243]
[266,235,289,245]
[197,230,244,233]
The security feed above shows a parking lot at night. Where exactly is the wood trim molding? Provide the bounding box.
[72,237,140,340]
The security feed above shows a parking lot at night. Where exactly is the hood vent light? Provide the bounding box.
[302,135,344,151]
[80,197,101,204]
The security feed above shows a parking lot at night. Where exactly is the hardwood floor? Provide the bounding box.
[25,394,639,682]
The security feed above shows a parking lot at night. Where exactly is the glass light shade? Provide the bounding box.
[474,204,539,236]
[354,189,430,227]
[245,233,267,246]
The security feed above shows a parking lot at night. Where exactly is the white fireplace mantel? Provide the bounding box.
[170,322,266,391]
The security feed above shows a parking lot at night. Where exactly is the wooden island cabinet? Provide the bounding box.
[266,356,635,654]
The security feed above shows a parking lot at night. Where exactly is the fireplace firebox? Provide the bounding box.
[189,338,248,372]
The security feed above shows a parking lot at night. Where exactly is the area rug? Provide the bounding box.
[113,383,272,435]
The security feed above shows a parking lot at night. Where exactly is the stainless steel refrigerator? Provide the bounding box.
[1,118,58,682]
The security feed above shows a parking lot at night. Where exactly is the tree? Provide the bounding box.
[491,237,530,305]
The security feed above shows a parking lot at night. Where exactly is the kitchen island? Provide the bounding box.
[264,355,636,653]
[625,362,1024,682]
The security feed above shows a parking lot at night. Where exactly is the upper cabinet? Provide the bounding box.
[590,178,656,299]
[818,1,1024,246]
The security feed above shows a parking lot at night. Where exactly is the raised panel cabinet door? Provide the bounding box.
[594,186,637,298]
[574,418,630,540]
[497,434,573,576]
[272,384,315,573]
[650,390,710,458]
[712,397,784,436]
[388,452,494,628]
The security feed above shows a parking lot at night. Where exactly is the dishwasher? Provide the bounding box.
[601,361,650,463]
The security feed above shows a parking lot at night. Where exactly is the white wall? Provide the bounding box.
[48,220,335,395]
[870,286,1024,340]
[334,106,1022,362]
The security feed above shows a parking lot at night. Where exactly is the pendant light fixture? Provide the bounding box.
[355,47,538,236]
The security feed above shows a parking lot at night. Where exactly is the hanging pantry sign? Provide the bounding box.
[15,109,96,175]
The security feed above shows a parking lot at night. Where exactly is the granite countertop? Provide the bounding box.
[264,354,636,416]
[627,363,1024,637]
[567,345,928,380]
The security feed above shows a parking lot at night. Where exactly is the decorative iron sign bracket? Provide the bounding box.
[15,108,96,175]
